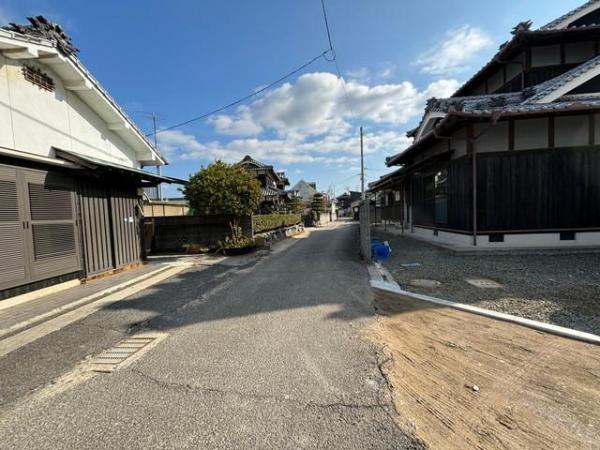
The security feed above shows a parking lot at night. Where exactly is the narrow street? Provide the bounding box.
[0,224,420,449]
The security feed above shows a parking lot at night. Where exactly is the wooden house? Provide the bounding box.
[237,155,292,212]
[0,17,180,298]
[371,1,600,248]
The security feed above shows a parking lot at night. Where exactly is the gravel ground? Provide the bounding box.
[373,230,600,335]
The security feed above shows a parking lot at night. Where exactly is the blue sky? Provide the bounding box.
[0,0,584,196]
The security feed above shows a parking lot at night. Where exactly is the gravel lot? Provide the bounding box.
[373,229,600,335]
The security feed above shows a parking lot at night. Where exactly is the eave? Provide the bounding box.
[386,101,600,167]
[0,28,165,167]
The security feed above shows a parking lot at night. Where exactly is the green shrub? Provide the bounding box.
[253,213,301,233]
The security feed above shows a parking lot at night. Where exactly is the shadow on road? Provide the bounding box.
[100,223,396,333]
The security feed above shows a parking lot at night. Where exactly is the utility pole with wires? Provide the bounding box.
[147,113,163,201]
[360,126,365,200]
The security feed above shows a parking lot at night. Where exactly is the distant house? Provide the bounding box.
[290,180,317,204]
[237,155,291,212]
[336,191,361,217]
[0,17,182,298]
[371,1,600,248]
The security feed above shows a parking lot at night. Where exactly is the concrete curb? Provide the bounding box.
[369,264,600,346]
[0,264,174,341]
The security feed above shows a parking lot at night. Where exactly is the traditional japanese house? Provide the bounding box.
[290,180,317,205]
[372,1,600,248]
[0,17,180,299]
[237,155,292,211]
[336,191,361,217]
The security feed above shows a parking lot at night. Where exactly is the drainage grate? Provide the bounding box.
[465,278,503,289]
[89,333,167,373]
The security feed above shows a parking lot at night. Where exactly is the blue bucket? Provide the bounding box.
[371,240,391,261]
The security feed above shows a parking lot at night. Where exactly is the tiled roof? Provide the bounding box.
[239,155,268,168]
[452,25,600,97]
[262,186,284,197]
[539,0,600,30]
[522,54,600,103]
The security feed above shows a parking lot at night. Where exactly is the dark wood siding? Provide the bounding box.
[79,182,114,275]
[110,186,142,268]
[447,159,473,231]
[476,148,600,231]
[411,175,434,227]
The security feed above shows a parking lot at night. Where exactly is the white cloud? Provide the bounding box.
[347,63,396,83]
[157,127,413,168]
[210,71,459,140]
[415,25,493,75]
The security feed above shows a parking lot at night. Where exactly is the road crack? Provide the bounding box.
[130,368,393,412]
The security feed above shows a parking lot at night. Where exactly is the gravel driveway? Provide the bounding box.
[373,230,600,335]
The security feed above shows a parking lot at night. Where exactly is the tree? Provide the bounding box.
[288,196,305,215]
[311,192,324,221]
[184,160,262,247]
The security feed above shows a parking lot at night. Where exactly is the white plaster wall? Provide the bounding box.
[555,115,588,147]
[450,128,467,159]
[0,58,139,168]
[531,45,561,67]
[594,114,600,144]
[412,226,473,246]
[412,227,600,248]
[0,54,13,148]
[487,70,504,93]
[565,41,595,64]
[474,121,508,153]
[506,53,523,81]
[483,232,600,247]
[420,140,447,161]
[515,118,548,150]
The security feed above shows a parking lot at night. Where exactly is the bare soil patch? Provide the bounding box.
[369,290,600,450]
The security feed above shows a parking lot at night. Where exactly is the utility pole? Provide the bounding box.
[360,126,365,200]
[150,113,163,201]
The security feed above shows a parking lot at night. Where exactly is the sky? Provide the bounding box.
[0,0,585,197]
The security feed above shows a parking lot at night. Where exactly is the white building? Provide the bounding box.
[0,17,177,298]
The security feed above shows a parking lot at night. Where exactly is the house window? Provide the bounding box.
[22,65,55,92]
[434,169,448,225]
[394,190,401,202]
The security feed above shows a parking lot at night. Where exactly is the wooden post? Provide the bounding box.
[468,125,477,246]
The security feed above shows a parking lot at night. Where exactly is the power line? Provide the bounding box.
[146,50,329,137]
[320,0,334,52]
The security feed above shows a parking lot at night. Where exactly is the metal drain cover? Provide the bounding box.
[465,278,503,289]
[90,333,167,373]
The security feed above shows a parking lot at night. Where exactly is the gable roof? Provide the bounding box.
[0,17,164,166]
[452,24,600,98]
[237,155,289,186]
[524,54,600,102]
[540,0,600,30]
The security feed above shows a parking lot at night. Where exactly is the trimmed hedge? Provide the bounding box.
[253,213,301,234]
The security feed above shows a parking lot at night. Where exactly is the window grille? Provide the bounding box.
[22,65,55,92]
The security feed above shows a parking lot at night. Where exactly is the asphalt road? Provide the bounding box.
[0,223,421,449]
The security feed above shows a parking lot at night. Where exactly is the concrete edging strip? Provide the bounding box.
[0,279,81,312]
[0,265,174,341]
[0,264,191,358]
[370,278,600,346]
